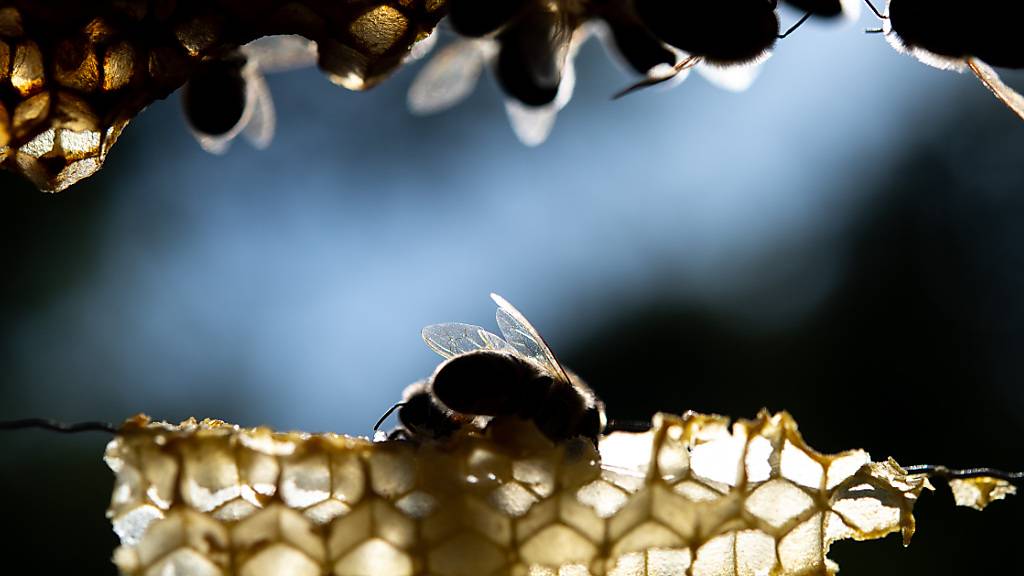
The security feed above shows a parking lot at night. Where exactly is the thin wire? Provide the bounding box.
[903,464,1024,483]
[604,419,653,434]
[0,418,117,434]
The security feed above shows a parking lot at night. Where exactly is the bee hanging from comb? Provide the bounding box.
[865,0,1024,121]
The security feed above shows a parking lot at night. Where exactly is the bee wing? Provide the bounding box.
[422,322,513,359]
[407,39,488,116]
[968,58,1024,122]
[241,68,275,149]
[696,53,769,93]
[490,293,571,382]
[502,39,579,146]
[241,35,318,74]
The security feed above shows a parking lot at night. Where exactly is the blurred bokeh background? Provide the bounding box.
[1,9,1022,575]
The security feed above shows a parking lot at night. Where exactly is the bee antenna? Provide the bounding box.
[778,11,813,39]
[603,419,653,434]
[373,402,406,433]
[862,0,888,19]
[0,418,117,434]
[902,464,1023,483]
[864,28,885,34]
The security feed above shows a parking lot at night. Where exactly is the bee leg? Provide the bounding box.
[778,11,813,39]
[863,0,888,19]
[373,402,406,433]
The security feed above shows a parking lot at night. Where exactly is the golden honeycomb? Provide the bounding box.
[0,1,447,192]
[105,410,959,576]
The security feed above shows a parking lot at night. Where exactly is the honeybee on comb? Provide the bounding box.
[866,0,1024,121]
[376,294,607,445]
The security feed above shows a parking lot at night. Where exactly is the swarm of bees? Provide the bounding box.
[376,293,608,445]
[2,1,1022,191]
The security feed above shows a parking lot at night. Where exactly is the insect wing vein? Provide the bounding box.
[422,322,512,359]
[490,293,571,382]
[968,58,1024,122]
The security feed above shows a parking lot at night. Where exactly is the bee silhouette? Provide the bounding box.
[619,0,795,96]
[376,294,607,445]
[781,0,861,19]
[866,0,1024,121]
[182,36,317,154]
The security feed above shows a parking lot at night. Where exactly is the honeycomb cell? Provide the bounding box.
[12,92,51,141]
[331,452,366,504]
[145,547,223,576]
[368,447,415,498]
[744,479,815,531]
[429,531,506,576]
[213,498,260,522]
[233,505,325,566]
[54,38,100,92]
[394,490,437,518]
[0,101,11,148]
[0,7,22,37]
[103,42,136,91]
[83,17,117,43]
[513,458,556,498]
[181,440,242,512]
[12,41,44,96]
[305,499,350,524]
[575,479,628,519]
[176,15,221,57]
[134,510,229,571]
[825,451,870,490]
[0,40,10,83]
[349,6,409,56]
[280,452,331,508]
[490,480,538,517]
[611,521,683,558]
[463,495,513,546]
[240,544,320,576]
[777,513,825,574]
[520,524,597,567]
[780,440,824,489]
[335,538,412,576]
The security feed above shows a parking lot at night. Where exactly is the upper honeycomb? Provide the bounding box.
[0,1,446,191]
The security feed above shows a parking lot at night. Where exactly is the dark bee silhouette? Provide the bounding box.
[781,0,859,19]
[448,0,530,38]
[595,1,678,76]
[866,0,1024,121]
[634,0,780,66]
[182,36,317,153]
[378,294,606,445]
[617,0,784,96]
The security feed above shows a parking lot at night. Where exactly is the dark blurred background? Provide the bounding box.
[1,10,1022,575]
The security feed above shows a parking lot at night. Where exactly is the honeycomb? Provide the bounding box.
[0,1,447,191]
[105,410,944,576]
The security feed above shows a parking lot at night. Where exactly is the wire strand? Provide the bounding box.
[0,418,117,434]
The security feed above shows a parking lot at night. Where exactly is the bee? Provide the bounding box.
[181,35,317,154]
[377,294,607,445]
[865,0,1024,121]
[781,0,861,19]
[619,0,788,96]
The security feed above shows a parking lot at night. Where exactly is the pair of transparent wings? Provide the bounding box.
[190,36,319,154]
[407,26,766,143]
[407,26,583,147]
[421,293,572,384]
